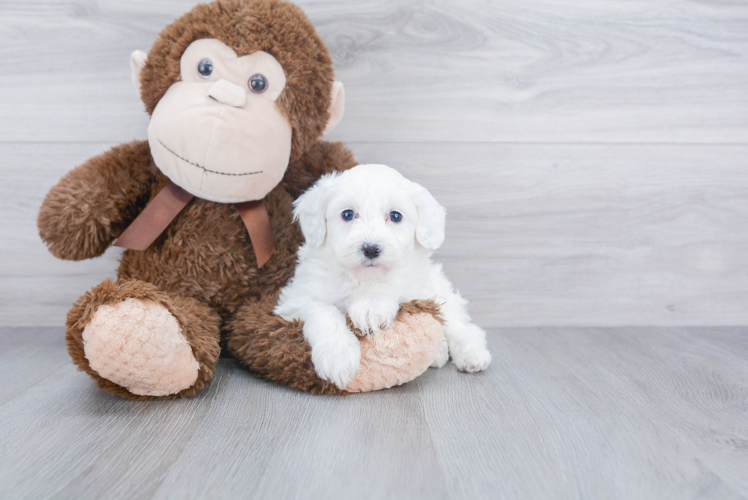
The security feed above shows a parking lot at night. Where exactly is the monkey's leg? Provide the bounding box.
[66,278,221,400]
[226,296,444,394]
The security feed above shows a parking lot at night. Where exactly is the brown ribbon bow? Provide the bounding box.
[114,181,275,268]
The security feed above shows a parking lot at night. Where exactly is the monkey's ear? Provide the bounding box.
[322,81,345,135]
[130,50,148,99]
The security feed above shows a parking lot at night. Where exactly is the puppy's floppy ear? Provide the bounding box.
[293,173,338,247]
[413,182,446,250]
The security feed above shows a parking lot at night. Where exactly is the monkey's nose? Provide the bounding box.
[208,79,246,107]
[362,243,381,260]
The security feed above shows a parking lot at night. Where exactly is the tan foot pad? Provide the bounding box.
[82,298,199,396]
[345,312,443,393]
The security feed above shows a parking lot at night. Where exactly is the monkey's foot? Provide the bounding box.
[430,335,450,368]
[82,298,199,397]
[345,301,444,393]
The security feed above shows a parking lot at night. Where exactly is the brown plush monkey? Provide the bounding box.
[37,0,443,400]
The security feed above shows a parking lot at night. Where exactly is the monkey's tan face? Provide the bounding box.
[146,39,292,203]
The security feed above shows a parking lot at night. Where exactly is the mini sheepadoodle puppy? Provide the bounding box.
[275,164,491,388]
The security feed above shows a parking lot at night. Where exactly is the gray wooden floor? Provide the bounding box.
[2,1,748,498]
[1,326,747,499]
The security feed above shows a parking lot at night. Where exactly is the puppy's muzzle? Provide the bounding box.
[361,243,381,260]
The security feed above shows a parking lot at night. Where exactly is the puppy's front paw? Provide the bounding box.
[311,334,362,389]
[348,297,400,334]
[453,345,492,373]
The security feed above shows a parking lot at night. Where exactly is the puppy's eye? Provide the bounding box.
[389,211,402,223]
[197,59,213,79]
[342,209,355,221]
[249,74,268,93]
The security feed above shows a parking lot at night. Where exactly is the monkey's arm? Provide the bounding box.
[38,140,155,261]
[282,140,357,199]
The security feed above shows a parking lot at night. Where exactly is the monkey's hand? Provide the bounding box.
[38,140,155,261]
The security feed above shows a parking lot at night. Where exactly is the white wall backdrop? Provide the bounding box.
[1,0,747,326]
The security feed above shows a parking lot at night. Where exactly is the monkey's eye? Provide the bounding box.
[342,210,355,221]
[197,59,213,79]
[249,74,268,93]
[389,211,402,223]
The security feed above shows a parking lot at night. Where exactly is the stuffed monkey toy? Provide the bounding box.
[37,0,443,399]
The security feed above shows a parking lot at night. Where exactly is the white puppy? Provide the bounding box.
[275,164,491,388]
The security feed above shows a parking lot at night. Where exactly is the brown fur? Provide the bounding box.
[37,141,155,261]
[227,290,344,395]
[38,0,442,400]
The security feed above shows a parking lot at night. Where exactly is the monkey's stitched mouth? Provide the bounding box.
[158,139,263,177]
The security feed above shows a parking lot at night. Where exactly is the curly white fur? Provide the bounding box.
[275,164,491,388]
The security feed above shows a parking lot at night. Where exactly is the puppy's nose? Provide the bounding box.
[362,243,381,260]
